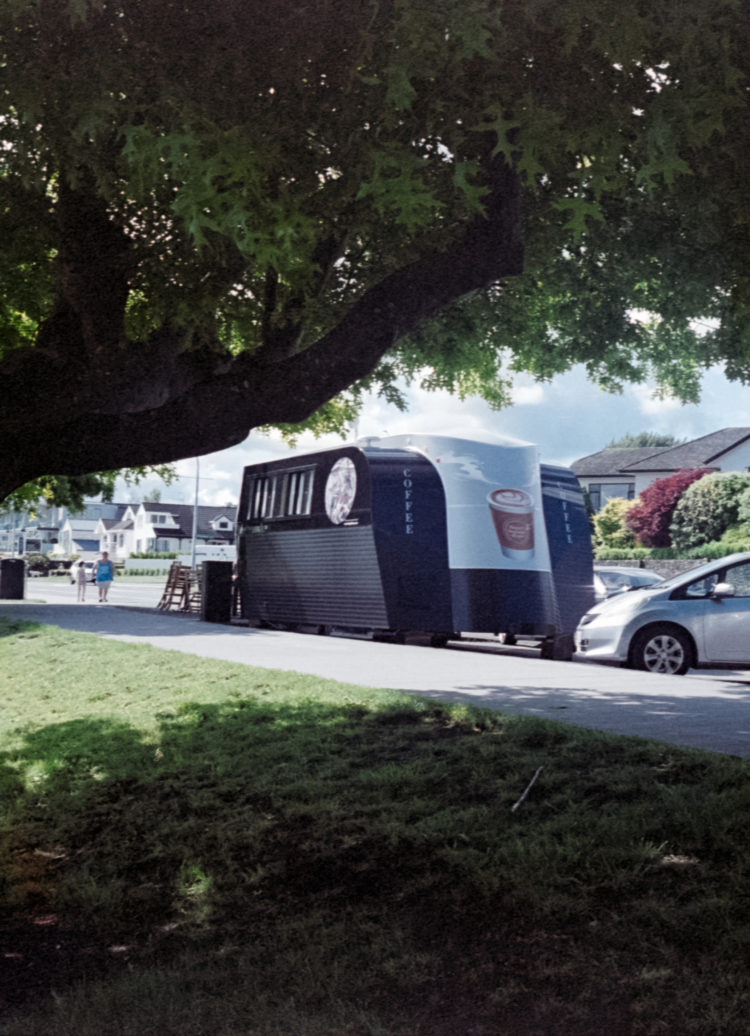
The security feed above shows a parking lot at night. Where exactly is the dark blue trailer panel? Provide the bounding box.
[237,446,454,632]
[541,464,596,636]
[236,435,594,647]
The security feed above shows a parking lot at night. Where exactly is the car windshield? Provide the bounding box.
[655,555,750,592]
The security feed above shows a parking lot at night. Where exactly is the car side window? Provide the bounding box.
[725,562,750,597]
[682,573,719,598]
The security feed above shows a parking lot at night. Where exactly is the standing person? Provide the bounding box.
[73,560,87,602]
[93,551,115,603]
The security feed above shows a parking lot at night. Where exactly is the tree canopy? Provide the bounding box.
[1,0,748,503]
[0,465,175,517]
[606,433,686,449]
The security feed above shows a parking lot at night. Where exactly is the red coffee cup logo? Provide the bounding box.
[487,488,535,558]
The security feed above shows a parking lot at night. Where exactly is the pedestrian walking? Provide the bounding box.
[73,560,87,602]
[93,551,115,603]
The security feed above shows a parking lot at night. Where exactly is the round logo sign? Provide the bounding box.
[324,457,357,524]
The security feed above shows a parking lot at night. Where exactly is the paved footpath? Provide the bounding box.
[3,599,750,758]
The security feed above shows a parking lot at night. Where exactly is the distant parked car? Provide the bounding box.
[68,562,94,584]
[576,553,750,674]
[593,565,662,602]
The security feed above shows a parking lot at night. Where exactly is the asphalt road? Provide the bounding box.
[4,580,750,758]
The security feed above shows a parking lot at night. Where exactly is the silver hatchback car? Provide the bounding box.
[575,552,750,674]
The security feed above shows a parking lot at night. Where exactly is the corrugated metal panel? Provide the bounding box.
[242,526,390,627]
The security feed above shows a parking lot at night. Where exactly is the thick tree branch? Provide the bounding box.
[0,156,521,500]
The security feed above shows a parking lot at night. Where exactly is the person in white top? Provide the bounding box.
[73,561,87,602]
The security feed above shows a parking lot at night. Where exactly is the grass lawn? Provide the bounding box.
[2,615,750,1034]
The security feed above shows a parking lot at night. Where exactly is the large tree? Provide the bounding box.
[1,0,748,503]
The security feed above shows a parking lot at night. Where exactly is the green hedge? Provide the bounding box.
[127,552,178,559]
[594,546,673,561]
[121,568,172,576]
[595,540,750,561]
[682,540,750,559]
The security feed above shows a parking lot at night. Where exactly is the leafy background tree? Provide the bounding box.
[670,472,750,552]
[0,468,176,517]
[606,433,685,449]
[593,497,637,551]
[738,486,750,530]
[626,469,712,548]
[1,0,749,503]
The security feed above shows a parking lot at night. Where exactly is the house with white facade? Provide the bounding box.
[57,518,101,558]
[4,503,70,554]
[572,428,750,510]
[0,510,26,554]
[97,502,236,560]
[1,501,128,556]
[95,515,135,561]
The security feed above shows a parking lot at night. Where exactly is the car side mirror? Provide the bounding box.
[712,582,735,598]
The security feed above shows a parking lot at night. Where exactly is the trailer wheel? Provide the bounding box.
[373,630,405,644]
[540,634,574,661]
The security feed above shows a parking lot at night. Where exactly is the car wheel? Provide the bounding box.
[629,625,693,676]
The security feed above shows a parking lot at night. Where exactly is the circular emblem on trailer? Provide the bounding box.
[325,457,357,524]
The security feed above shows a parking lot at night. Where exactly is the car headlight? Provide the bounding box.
[578,611,599,627]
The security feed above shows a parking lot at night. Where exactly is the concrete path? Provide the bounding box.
[3,599,750,758]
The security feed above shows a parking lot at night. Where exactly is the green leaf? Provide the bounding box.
[552,197,605,239]
[452,161,488,214]
[384,60,417,111]
[472,107,521,161]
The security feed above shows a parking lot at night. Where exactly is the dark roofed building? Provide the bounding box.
[94,502,236,559]
[623,428,750,474]
[139,502,235,546]
[571,429,750,510]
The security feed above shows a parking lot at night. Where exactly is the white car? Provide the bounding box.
[576,552,750,674]
[68,562,94,584]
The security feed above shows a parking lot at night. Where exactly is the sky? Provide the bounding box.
[116,362,750,509]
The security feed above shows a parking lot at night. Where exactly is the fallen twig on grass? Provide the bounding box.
[511,766,543,811]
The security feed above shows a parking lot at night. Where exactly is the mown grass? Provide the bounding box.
[2,615,750,1034]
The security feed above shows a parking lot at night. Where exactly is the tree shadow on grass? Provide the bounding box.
[1,695,742,1035]
[0,617,40,640]
[1,696,528,1030]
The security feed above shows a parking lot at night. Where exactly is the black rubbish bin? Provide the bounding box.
[0,558,25,600]
[200,561,233,624]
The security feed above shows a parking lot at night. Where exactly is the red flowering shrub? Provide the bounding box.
[626,469,712,547]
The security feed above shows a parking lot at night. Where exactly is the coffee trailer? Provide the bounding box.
[236,434,594,657]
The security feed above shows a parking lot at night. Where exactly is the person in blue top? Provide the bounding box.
[93,551,115,603]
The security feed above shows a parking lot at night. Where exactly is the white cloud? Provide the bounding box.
[632,384,682,415]
[511,383,545,406]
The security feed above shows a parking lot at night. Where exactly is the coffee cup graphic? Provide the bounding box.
[487,488,535,559]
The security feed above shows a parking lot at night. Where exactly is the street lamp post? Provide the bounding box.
[191,457,199,572]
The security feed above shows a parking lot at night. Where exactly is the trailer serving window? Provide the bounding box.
[245,467,315,521]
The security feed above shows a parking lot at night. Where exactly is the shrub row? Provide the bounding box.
[121,568,172,576]
[595,539,750,561]
[594,471,750,553]
[128,551,178,559]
